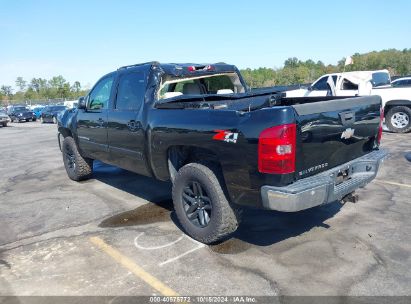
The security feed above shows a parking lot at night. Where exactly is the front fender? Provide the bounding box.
[57,108,78,142]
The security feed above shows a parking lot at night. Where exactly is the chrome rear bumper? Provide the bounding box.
[261,149,388,212]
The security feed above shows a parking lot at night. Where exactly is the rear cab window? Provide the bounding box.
[158,73,245,100]
[372,72,391,87]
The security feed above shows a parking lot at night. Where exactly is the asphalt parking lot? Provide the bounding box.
[0,121,410,297]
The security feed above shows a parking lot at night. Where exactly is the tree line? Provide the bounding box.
[1,48,410,105]
[241,48,411,88]
[0,75,88,105]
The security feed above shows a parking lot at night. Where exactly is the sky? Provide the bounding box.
[1,0,411,89]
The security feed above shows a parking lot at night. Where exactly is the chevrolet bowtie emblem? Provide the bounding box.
[341,128,355,139]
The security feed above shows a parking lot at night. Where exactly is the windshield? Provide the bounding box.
[372,72,391,87]
[14,107,28,112]
[47,106,66,111]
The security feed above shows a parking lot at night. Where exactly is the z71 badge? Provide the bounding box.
[213,130,239,143]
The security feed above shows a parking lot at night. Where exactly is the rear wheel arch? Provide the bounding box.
[384,99,411,114]
[167,146,223,182]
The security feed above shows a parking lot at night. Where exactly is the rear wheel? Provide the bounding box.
[386,106,411,133]
[62,136,93,181]
[172,163,240,244]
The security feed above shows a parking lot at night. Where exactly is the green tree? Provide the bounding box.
[71,81,81,93]
[15,77,27,92]
[0,85,13,97]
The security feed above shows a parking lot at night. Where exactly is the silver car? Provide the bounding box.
[0,110,11,127]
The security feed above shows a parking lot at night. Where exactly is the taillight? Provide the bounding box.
[377,107,384,145]
[258,124,296,174]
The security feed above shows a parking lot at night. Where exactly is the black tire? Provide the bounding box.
[33,118,37,122]
[385,106,411,133]
[172,163,240,244]
[1,122,6,127]
[62,136,93,181]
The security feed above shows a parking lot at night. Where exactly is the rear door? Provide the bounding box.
[293,96,381,179]
[77,74,115,160]
[107,68,150,176]
[335,77,359,96]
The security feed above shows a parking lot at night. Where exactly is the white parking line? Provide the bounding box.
[159,242,205,267]
[134,232,184,250]
[133,232,207,267]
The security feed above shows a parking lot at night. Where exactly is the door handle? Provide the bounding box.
[97,118,104,127]
[127,120,139,132]
[339,111,356,126]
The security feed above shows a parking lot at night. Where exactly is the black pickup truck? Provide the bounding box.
[58,62,387,244]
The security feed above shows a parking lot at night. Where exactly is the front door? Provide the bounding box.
[107,69,149,175]
[77,74,115,161]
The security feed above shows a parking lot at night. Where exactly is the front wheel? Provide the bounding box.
[62,137,93,181]
[386,106,411,133]
[172,163,240,244]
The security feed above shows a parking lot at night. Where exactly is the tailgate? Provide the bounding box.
[292,96,381,179]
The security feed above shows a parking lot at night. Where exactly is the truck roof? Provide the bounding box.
[320,69,389,78]
[118,62,239,77]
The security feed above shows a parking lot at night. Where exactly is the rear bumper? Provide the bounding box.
[261,149,388,212]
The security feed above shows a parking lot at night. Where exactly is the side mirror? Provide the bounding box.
[78,96,86,109]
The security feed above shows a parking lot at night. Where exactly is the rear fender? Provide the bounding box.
[384,99,411,113]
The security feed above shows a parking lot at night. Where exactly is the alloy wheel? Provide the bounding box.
[182,181,212,228]
[64,146,76,171]
[391,112,409,129]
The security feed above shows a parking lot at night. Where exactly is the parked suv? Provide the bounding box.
[7,106,37,122]
[40,105,67,123]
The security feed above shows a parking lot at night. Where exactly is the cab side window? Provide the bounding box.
[88,76,114,110]
[115,72,146,111]
[312,77,329,90]
[341,78,358,90]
